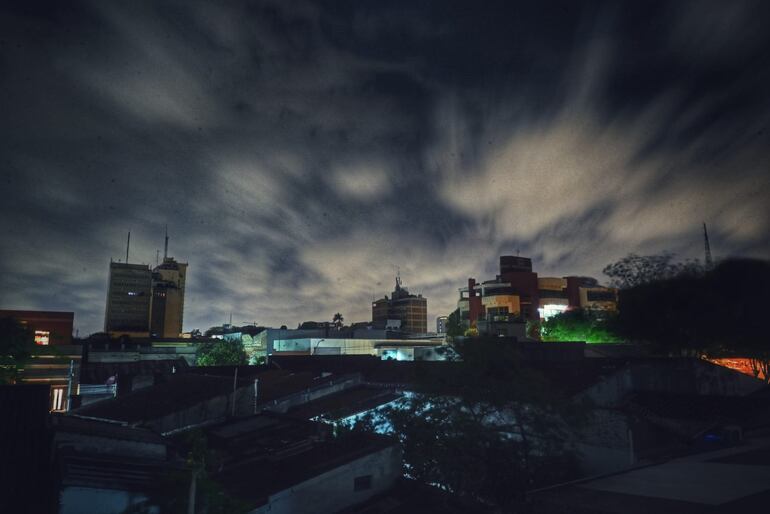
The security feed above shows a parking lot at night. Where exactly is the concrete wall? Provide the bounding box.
[250,444,401,514]
[55,432,166,459]
[581,359,765,407]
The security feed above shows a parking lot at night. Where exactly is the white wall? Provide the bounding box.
[251,445,401,514]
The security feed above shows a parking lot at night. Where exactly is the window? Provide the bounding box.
[354,475,373,492]
[51,387,65,411]
[34,330,50,345]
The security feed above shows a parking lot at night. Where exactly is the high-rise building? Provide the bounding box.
[372,276,427,334]
[150,257,188,338]
[104,262,152,337]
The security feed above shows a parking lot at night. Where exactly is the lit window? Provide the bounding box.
[35,330,50,345]
[51,387,65,411]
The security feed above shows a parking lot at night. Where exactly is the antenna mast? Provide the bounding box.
[126,231,130,263]
[703,222,713,270]
[164,224,169,260]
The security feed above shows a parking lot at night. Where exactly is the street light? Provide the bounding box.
[313,338,325,355]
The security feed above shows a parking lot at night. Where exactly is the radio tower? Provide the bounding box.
[703,222,713,271]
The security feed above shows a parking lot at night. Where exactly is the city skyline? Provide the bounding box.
[2,1,769,336]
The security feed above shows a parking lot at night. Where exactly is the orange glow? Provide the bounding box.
[708,358,766,381]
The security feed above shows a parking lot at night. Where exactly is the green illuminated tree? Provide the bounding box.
[195,340,247,366]
[540,309,621,343]
[0,316,36,384]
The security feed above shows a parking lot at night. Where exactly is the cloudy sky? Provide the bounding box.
[1,0,769,336]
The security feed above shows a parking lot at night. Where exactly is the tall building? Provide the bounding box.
[150,256,188,338]
[372,276,427,334]
[436,315,448,334]
[104,262,152,337]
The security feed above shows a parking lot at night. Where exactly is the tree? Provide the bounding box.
[445,308,464,338]
[615,258,770,379]
[361,340,581,508]
[603,252,703,289]
[540,309,621,343]
[332,312,344,330]
[0,316,36,384]
[196,340,247,366]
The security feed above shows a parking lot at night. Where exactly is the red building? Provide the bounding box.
[0,309,74,345]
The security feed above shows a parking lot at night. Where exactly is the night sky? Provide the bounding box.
[1,1,769,336]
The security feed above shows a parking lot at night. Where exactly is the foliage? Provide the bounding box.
[332,312,344,330]
[122,430,251,514]
[196,339,247,366]
[445,308,464,338]
[616,258,770,381]
[540,309,621,343]
[603,252,703,289]
[353,340,581,508]
[0,316,36,384]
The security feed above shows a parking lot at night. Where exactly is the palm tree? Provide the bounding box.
[332,312,344,330]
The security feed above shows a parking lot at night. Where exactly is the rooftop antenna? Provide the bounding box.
[156,249,159,266]
[126,231,130,263]
[703,222,713,270]
[229,312,233,326]
[164,224,169,260]
[396,266,402,288]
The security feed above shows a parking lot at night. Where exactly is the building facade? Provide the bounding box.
[150,257,188,338]
[436,316,448,334]
[372,277,427,334]
[104,262,153,337]
[458,256,618,329]
[0,309,74,345]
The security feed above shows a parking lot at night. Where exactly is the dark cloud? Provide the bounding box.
[1,0,769,335]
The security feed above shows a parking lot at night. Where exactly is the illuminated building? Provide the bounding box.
[104,262,153,337]
[436,315,448,334]
[458,256,619,328]
[458,256,539,327]
[150,256,188,338]
[0,309,73,345]
[538,276,618,319]
[372,276,427,334]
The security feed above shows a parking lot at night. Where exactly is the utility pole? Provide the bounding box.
[703,222,713,270]
[126,231,131,263]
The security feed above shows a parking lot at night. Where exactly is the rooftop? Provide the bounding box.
[531,438,770,513]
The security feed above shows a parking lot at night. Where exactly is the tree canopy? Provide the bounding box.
[445,308,464,337]
[195,339,248,367]
[540,309,621,343]
[0,316,36,384]
[357,339,581,508]
[616,258,770,381]
[603,252,703,289]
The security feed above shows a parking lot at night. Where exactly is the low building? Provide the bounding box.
[197,413,402,514]
[457,256,618,328]
[0,309,74,345]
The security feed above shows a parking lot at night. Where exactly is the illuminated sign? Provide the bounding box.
[34,330,50,345]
